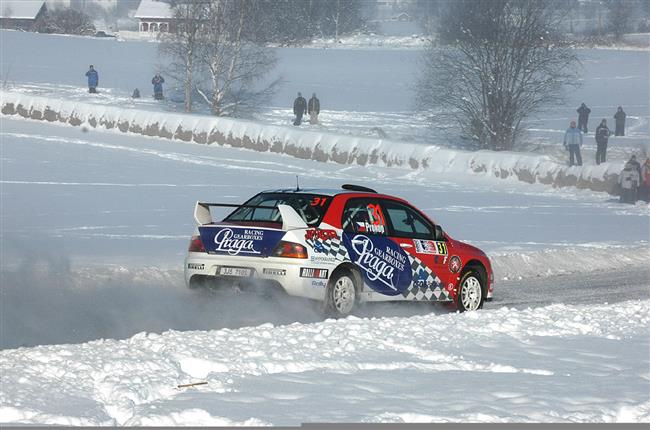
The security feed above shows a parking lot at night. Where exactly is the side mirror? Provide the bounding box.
[435,225,446,241]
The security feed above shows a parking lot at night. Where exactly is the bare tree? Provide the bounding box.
[195,0,279,116]
[606,0,634,40]
[160,1,208,112]
[418,0,580,151]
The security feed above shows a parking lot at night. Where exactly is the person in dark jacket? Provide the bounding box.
[614,106,626,136]
[308,93,320,125]
[619,161,640,204]
[640,158,650,203]
[152,74,165,100]
[563,120,583,166]
[293,92,307,126]
[132,88,140,99]
[595,119,610,165]
[577,103,591,134]
[85,65,99,93]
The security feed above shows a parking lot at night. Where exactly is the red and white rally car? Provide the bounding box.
[184,184,493,316]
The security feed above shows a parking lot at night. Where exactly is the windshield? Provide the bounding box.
[223,193,332,226]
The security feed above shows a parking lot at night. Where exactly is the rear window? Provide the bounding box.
[224,193,332,226]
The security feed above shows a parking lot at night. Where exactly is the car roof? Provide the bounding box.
[261,188,371,197]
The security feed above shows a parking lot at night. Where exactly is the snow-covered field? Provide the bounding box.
[1,30,649,425]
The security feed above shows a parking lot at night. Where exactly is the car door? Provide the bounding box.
[341,198,412,296]
[380,199,452,301]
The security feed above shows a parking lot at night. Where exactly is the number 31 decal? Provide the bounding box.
[310,197,328,207]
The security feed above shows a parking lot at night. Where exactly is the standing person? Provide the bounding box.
[308,93,320,125]
[640,158,650,203]
[595,119,610,165]
[618,162,640,204]
[85,65,99,94]
[293,92,307,126]
[577,103,591,134]
[563,120,583,167]
[152,74,165,100]
[614,106,626,136]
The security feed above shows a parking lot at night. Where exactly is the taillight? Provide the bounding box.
[272,241,308,259]
[188,235,205,252]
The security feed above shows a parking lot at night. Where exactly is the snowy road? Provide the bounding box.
[1,116,648,350]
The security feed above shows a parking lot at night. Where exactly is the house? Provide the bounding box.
[0,0,47,31]
[134,0,174,33]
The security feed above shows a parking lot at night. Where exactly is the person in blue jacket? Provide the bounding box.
[85,65,98,93]
[152,74,165,100]
[563,120,583,166]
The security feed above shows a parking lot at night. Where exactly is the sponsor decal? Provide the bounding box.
[356,203,386,234]
[187,263,205,270]
[449,256,462,273]
[310,254,337,264]
[305,228,338,241]
[413,239,448,255]
[263,268,286,276]
[300,268,329,279]
[199,226,284,257]
[447,283,455,292]
[311,280,327,288]
[344,234,412,295]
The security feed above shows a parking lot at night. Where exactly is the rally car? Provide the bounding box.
[184,184,493,316]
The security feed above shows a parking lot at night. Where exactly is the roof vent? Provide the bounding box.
[341,184,377,193]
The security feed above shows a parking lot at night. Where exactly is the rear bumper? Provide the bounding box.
[184,252,328,301]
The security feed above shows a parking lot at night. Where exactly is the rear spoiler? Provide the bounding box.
[194,202,308,231]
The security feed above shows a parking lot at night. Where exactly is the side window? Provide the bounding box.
[382,200,435,240]
[342,199,387,236]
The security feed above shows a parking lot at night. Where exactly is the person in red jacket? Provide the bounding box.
[640,157,650,202]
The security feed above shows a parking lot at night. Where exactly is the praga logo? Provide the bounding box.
[345,234,412,295]
[213,228,261,255]
[356,203,386,234]
[414,239,448,255]
[199,227,284,257]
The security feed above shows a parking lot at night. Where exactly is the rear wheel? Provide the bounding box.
[326,272,357,317]
[456,268,484,312]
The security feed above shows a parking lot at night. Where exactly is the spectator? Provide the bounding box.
[85,65,98,94]
[308,93,320,125]
[628,154,642,180]
[640,158,650,203]
[293,92,307,126]
[614,106,626,136]
[132,88,140,99]
[563,120,583,167]
[152,74,165,100]
[577,103,591,134]
[595,119,610,165]
[618,162,640,204]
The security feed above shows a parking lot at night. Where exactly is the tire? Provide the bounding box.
[326,271,357,317]
[456,268,485,312]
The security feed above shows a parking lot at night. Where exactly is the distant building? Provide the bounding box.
[0,0,47,31]
[134,0,173,33]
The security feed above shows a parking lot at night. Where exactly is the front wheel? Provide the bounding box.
[326,272,357,317]
[456,268,484,312]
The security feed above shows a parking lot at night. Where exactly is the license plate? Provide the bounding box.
[219,267,252,277]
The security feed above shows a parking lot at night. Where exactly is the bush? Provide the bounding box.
[39,8,95,35]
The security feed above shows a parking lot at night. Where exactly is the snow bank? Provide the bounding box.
[1,91,625,195]
[1,299,648,425]
[490,244,650,281]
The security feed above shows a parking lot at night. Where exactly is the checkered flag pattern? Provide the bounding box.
[306,237,349,262]
[402,255,452,302]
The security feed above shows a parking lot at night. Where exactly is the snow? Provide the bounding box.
[133,0,173,20]
[1,29,649,425]
[1,299,649,424]
[0,1,44,19]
